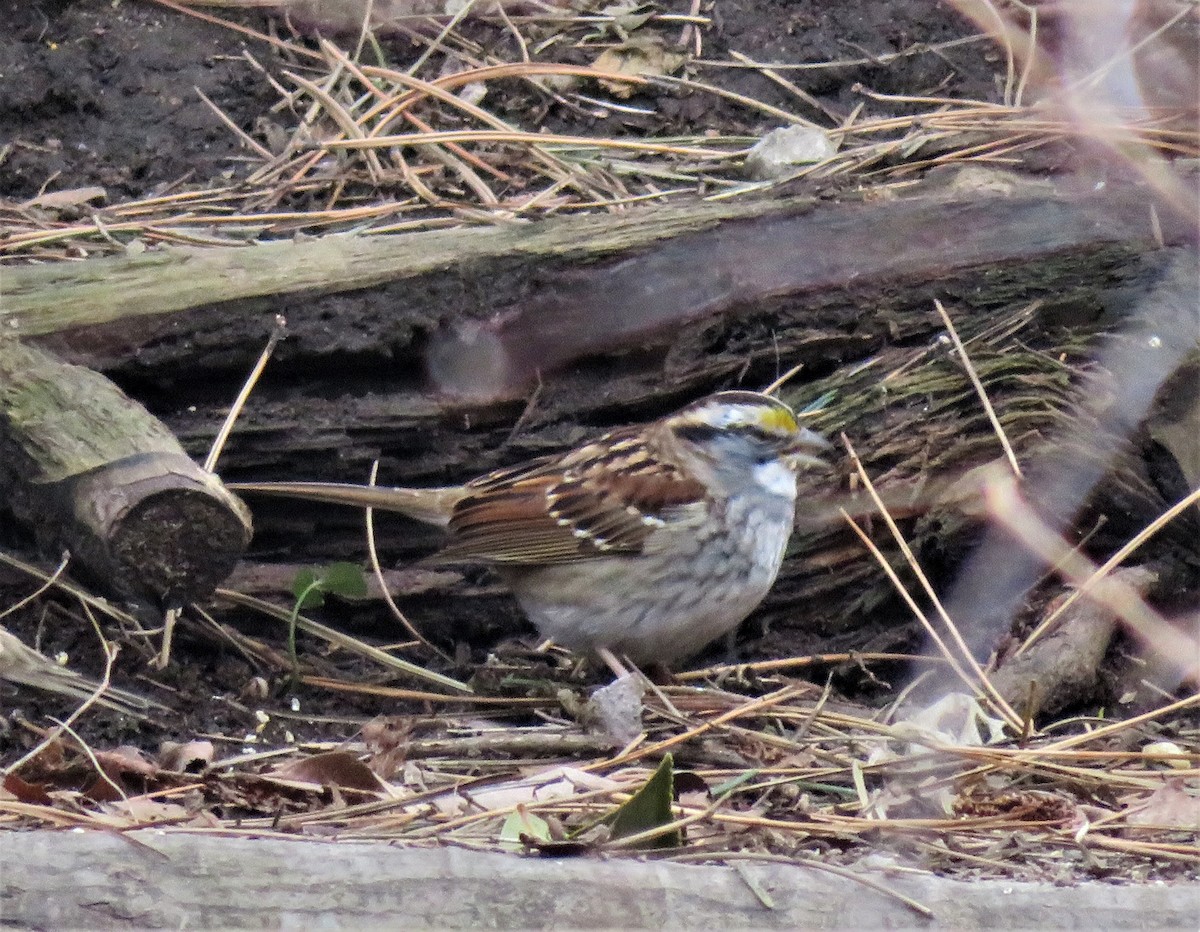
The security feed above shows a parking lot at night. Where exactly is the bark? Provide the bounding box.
[1,194,809,338]
[0,338,252,605]
[990,567,1160,719]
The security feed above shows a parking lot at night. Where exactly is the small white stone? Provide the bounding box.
[457,81,487,108]
[1142,740,1189,769]
[745,125,838,180]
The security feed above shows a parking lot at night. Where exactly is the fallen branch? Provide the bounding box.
[0,339,251,605]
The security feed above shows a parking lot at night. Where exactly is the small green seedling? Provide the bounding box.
[286,562,369,679]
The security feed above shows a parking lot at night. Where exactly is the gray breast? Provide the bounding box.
[500,495,796,666]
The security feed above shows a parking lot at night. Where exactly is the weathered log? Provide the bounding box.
[6,169,1191,387]
[3,170,1196,665]
[0,338,252,605]
[23,170,1183,493]
[989,567,1158,719]
[0,194,803,338]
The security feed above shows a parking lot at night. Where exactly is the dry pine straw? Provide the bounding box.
[2,664,1198,882]
[3,0,1195,260]
[2,533,1198,884]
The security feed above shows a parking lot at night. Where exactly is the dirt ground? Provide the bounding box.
[0,0,999,201]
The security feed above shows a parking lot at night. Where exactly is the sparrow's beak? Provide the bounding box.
[786,427,834,470]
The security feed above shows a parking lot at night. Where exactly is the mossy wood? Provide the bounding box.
[1,195,804,336]
[0,339,252,604]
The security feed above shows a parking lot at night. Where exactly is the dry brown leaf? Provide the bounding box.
[94,746,159,778]
[593,36,684,99]
[158,740,215,773]
[1123,780,1200,829]
[361,715,412,779]
[100,797,191,825]
[274,751,392,795]
[2,773,54,806]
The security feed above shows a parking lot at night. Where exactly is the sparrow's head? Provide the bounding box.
[667,391,832,475]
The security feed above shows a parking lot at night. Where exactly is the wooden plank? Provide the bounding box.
[1,832,1195,930]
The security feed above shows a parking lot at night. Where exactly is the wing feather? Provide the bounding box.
[431,426,705,566]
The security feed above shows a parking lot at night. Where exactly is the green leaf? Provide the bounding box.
[606,753,680,849]
[291,568,319,599]
[297,588,325,610]
[320,561,369,599]
[291,569,325,610]
[499,807,553,851]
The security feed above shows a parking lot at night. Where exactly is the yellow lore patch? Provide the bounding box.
[754,404,799,436]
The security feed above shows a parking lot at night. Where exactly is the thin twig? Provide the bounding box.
[985,475,1200,687]
[204,315,286,473]
[934,299,1022,478]
[1018,484,1200,655]
[362,460,453,662]
[839,437,1023,730]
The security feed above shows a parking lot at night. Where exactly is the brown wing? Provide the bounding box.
[432,428,705,566]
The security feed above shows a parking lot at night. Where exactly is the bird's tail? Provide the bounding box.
[227,481,465,528]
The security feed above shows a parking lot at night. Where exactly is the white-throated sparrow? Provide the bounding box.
[231,391,830,666]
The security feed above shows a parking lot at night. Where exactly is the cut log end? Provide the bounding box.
[61,453,253,605]
[2,337,253,607]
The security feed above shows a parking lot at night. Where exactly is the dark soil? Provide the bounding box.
[3,0,1003,751]
[0,0,1000,201]
[0,1,273,200]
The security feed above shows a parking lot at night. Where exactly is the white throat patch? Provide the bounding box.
[752,459,797,499]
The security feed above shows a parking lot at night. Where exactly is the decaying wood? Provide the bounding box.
[990,567,1159,719]
[6,170,1189,380]
[3,170,1196,665]
[0,339,252,604]
[1,194,805,338]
